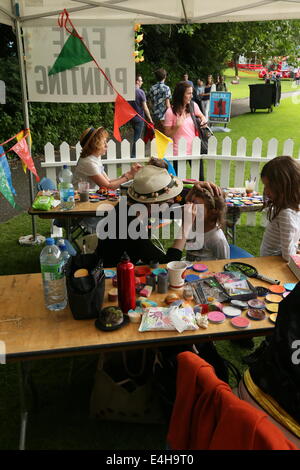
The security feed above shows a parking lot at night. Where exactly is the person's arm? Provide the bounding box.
[279,211,300,261]
[185,181,222,198]
[165,97,171,109]
[90,163,142,190]
[164,109,186,138]
[172,203,198,251]
[142,101,153,123]
[194,102,207,126]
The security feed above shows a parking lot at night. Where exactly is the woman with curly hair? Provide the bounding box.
[73,126,141,190]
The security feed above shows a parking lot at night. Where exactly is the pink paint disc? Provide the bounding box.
[193,263,208,272]
[231,316,250,329]
[208,311,226,324]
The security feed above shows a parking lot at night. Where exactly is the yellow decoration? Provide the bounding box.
[154,129,173,159]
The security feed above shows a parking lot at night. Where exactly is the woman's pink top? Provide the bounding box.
[164,102,202,156]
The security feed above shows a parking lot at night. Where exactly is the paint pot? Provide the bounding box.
[208,311,226,324]
[246,308,266,321]
[222,306,241,317]
[231,316,250,329]
[265,303,279,314]
[247,299,265,309]
[265,294,282,304]
[268,285,285,294]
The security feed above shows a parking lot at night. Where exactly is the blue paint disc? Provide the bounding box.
[185,274,199,282]
[284,283,296,291]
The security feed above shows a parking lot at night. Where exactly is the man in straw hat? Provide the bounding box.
[95,165,220,267]
[73,126,141,191]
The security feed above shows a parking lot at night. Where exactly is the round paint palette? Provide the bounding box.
[269,313,278,324]
[247,308,266,321]
[265,303,279,313]
[283,283,296,291]
[248,299,265,309]
[185,274,199,282]
[208,311,226,324]
[231,300,248,308]
[268,285,285,294]
[231,317,250,329]
[222,306,241,317]
[192,263,208,272]
[282,291,290,298]
[265,294,282,304]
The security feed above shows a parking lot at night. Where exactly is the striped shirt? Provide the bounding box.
[260,208,300,261]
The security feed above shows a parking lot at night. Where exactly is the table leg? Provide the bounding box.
[18,361,38,450]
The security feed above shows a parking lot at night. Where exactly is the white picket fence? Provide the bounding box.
[42,135,299,227]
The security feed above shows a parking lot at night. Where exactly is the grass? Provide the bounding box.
[224,67,296,100]
[0,211,265,450]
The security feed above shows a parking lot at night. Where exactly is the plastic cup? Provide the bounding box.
[78,181,90,202]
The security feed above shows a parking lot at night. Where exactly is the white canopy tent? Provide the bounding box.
[2,0,300,26]
[1,0,300,243]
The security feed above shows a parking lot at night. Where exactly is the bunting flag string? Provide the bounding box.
[49,9,173,156]
[10,136,40,182]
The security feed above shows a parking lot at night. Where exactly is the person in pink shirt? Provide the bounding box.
[164,81,206,173]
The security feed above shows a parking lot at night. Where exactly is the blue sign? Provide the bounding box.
[209,92,231,123]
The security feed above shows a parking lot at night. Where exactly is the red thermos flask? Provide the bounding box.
[117,252,136,313]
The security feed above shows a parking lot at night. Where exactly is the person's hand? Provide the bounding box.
[185,181,222,201]
[199,117,207,127]
[176,113,186,128]
[130,163,142,176]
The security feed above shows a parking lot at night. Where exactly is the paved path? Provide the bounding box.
[231,90,300,117]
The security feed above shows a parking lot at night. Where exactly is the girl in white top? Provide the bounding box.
[185,185,230,261]
[73,126,141,190]
[260,156,300,261]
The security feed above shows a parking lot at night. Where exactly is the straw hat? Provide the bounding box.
[80,126,103,150]
[128,165,183,203]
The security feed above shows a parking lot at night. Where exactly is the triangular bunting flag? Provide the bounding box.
[144,122,155,144]
[0,146,16,195]
[48,29,93,76]
[114,94,138,142]
[154,129,173,159]
[0,164,20,209]
[10,137,40,182]
[16,130,32,174]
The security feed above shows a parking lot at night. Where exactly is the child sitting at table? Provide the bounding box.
[73,126,141,190]
[260,156,300,261]
[185,185,230,261]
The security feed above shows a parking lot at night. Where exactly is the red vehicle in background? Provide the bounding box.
[258,59,292,79]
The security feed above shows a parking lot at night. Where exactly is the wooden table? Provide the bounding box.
[1,256,296,449]
[1,256,296,361]
[28,196,118,241]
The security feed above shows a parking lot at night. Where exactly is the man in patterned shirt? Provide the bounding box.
[148,68,171,132]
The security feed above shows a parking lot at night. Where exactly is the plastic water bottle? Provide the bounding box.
[40,238,67,311]
[56,239,71,265]
[58,165,75,210]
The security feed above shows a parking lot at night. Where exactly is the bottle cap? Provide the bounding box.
[46,237,55,245]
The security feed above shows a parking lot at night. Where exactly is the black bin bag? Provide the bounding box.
[65,253,105,320]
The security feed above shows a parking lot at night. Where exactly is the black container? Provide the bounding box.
[249,83,275,113]
[65,253,105,320]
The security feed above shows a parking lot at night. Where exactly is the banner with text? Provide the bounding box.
[209,92,232,123]
[23,20,135,103]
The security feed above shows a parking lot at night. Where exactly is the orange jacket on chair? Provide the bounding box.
[167,351,298,450]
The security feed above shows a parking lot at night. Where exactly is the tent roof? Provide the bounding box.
[2,0,300,27]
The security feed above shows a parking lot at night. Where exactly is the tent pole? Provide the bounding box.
[14,2,41,245]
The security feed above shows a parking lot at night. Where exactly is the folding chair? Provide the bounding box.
[167,352,297,450]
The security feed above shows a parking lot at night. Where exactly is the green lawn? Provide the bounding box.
[224,67,296,100]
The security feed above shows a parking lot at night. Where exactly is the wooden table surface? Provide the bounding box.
[0,256,297,361]
[28,197,118,218]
